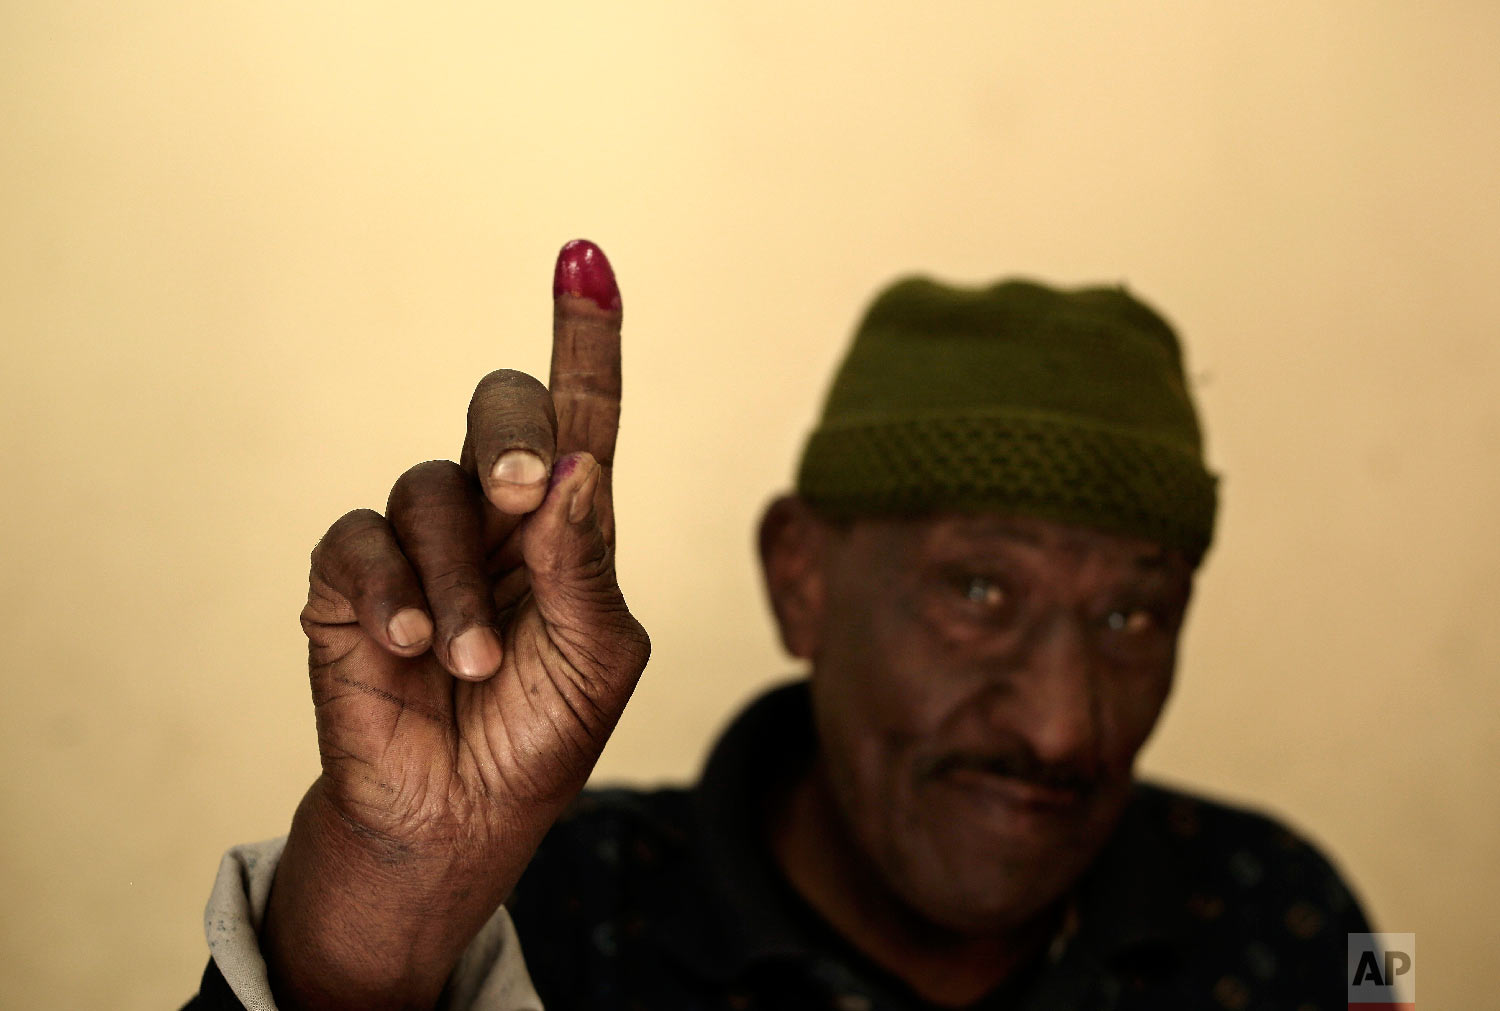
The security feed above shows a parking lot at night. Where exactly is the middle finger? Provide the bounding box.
[387,459,502,681]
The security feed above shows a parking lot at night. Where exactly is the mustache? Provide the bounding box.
[920,747,1101,797]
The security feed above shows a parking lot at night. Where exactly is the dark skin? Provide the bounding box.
[261,243,1191,1009]
[261,240,650,1011]
[759,499,1194,1007]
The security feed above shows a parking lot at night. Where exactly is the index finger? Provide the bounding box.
[551,239,623,541]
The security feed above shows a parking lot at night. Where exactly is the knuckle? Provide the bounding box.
[388,459,468,514]
[472,368,547,402]
[326,507,384,540]
[349,568,415,612]
[503,417,556,449]
[312,508,384,567]
[425,561,487,598]
[469,371,558,446]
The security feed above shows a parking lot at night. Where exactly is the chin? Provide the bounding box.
[894,839,1082,935]
[874,781,1131,935]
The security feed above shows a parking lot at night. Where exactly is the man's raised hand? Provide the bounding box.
[261,240,650,1011]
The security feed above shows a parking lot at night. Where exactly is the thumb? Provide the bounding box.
[519,451,649,685]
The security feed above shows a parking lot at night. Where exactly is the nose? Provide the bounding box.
[1012,616,1101,768]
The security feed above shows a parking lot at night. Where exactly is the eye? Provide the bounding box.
[1105,608,1156,635]
[964,576,1006,609]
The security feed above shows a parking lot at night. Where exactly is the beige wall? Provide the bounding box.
[4,2,1497,1006]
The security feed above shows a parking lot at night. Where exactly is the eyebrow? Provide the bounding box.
[939,519,1179,573]
[943,519,1044,547]
[1129,549,1172,571]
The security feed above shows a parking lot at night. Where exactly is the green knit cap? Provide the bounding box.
[795,276,1218,561]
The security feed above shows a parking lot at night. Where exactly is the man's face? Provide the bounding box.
[800,511,1192,933]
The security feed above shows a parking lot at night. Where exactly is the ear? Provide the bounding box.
[757,495,834,660]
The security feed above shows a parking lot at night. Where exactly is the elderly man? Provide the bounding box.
[186,241,1368,1011]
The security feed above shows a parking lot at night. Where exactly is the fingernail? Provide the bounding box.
[492,450,547,486]
[451,627,501,678]
[553,239,622,312]
[387,608,432,648]
[568,461,601,524]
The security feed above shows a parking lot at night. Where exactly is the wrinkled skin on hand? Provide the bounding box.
[262,240,649,1011]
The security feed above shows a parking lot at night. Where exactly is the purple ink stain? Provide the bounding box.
[553,239,622,312]
[548,453,580,488]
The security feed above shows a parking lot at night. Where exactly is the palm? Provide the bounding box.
[307,587,608,852]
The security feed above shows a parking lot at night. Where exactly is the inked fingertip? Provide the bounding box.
[553,239,621,311]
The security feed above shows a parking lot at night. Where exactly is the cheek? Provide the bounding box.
[811,610,948,798]
[1099,666,1175,767]
[817,598,973,749]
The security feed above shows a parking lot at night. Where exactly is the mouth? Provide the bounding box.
[922,753,1098,818]
[939,764,1087,811]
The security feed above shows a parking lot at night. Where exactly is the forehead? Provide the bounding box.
[843,512,1184,575]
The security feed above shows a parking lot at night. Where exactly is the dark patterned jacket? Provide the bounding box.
[189,681,1369,1010]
